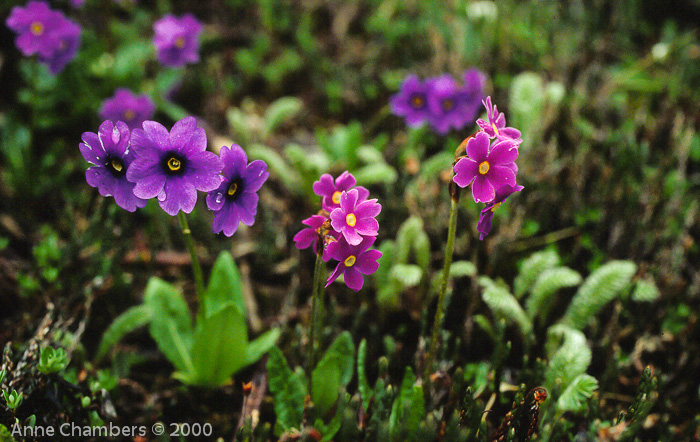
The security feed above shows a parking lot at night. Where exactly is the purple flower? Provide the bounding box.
[100,89,155,131]
[126,117,223,216]
[69,0,85,8]
[330,189,381,246]
[477,185,523,240]
[427,75,469,135]
[325,236,382,292]
[153,14,203,68]
[453,131,519,203]
[458,68,486,122]
[293,214,327,252]
[6,1,81,73]
[312,171,369,212]
[476,96,522,143]
[390,75,433,127]
[79,120,147,212]
[206,145,268,236]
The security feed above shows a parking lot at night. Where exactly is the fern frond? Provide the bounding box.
[561,261,636,329]
[526,267,582,321]
[544,325,591,392]
[482,285,533,336]
[513,250,560,298]
[631,277,660,302]
[556,374,598,414]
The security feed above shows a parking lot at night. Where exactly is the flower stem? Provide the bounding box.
[308,251,326,381]
[424,192,459,382]
[177,211,205,300]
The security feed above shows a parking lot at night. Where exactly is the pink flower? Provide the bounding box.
[325,236,382,292]
[329,188,381,245]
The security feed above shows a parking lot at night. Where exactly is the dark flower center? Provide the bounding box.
[442,99,454,111]
[409,93,426,110]
[106,156,126,177]
[163,155,186,175]
[226,178,243,201]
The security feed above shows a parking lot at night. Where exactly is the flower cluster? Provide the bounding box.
[294,172,382,292]
[390,69,486,135]
[153,13,203,68]
[99,89,155,130]
[453,97,523,240]
[5,0,81,74]
[79,117,268,236]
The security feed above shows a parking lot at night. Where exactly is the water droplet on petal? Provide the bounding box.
[112,126,121,144]
[215,193,223,204]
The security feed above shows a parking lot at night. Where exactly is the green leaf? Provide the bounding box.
[0,423,17,442]
[557,374,598,414]
[314,392,347,441]
[562,261,637,329]
[95,304,152,361]
[390,264,423,288]
[482,285,532,336]
[513,250,560,298]
[177,305,248,387]
[545,325,591,392]
[245,328,281,366]
[389,367,424,438]
[526,267,582,320]
[203,251,245,319]
[357,339,372,410]
[267,347,306,431]
[354,163,398,186]
[144,278,194,374]
[263,97,303,137]
[632,278,660,302]
[312,332,355,416]
[356,145,385,164]
[248,144,303,195]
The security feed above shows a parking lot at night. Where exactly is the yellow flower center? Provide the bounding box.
[30,22,44,36]
[490,202,502,212]
[123,109,135,121]
[111,158,124,172]
[410,95,424,108]
[346,213,357,227]
[344,255,356,267]
[175,37,186,49]
[492,123,499,135]
[227,181,238,196]
[167,157,181,171]
[443,99,454,111]
[478,161,490,175]
[332,191,342,204]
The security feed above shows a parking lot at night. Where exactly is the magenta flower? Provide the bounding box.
[453,131,519,203]
[153,14,203,68]
[126,117,223,216]
[477,185,524,240]
[476,96,522,143]
[390,75,433,128]
[100,89,155,130]
[312,171,369,212]
[206,145,268,236]
[330,189,381,246]
[5,1,81,74]
[325,236,382,292]
[79,120,147,212]
[293,215,327,252]
[427,75,467,135]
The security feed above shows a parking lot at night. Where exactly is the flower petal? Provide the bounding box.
[355,249,382,274]
[466,132,490,162]
[159,177,197,215]
[486,165,517,190]
[343,267,364,291]
[453,158,479,188]
[488,140,519,165]
[472,175,495,203]
[325,263,344,288]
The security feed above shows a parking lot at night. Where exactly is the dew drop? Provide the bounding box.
[215,192,223,204]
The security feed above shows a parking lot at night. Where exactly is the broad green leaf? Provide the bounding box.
[179,305,248,387]
[95,304,152,361]
[557,374,598,414]
[562,261,637,329]
[203,251,245,319]
[314,392,347,442]
[245,328,281,366]
[144,278,194,374]
[312,332,355,416]
[267,347,306,431]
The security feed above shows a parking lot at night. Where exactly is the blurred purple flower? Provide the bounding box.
[69,0,85,8]
[206,144,268,236]
[325,236,382,292]
[453,131,518,203]
[427,75,467,135]
[476,96,522,143]
[79,120,147,212]
[6,1,81,74]
[153,14,203,68]
[390,75,433,128]
[477,184,523,240]
[458,68,486,122]
[330,188,381,246]
[100,89,155,131]
[126,117,223,216]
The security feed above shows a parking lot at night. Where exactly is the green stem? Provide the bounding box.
[424,195,459,381]
[177,211,205,301]
[308,252,326,383]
